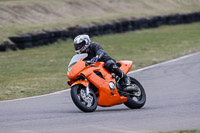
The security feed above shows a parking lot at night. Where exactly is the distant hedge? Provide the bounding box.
[1,12,200,52]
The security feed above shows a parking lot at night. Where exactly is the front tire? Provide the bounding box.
[124,77,146,109]
[71,85,97,112]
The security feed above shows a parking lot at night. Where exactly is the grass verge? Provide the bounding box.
[0,23,200,100]
[160,129,200,133]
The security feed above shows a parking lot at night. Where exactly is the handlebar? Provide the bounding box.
[85,61,92,66]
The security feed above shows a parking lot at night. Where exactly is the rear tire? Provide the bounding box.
[71,85,97,112]
[124,77,146,109]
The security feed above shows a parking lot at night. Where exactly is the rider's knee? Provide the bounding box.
[104,60,116,72]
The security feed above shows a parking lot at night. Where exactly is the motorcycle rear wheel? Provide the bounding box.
[71,85,97,112]
[124,77,146,109]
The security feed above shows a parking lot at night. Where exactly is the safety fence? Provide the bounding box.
[0,12,200,52]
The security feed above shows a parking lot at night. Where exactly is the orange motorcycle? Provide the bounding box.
[67,53,146,112]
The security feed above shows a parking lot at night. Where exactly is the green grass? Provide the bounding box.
[160,129,200,133]
[0,23,200,100]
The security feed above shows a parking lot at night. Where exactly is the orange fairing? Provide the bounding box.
[80,62,128,106]
[71,80,89,88]
[117,60,133,74]
[67,56,132,107]
[67,58,85,80]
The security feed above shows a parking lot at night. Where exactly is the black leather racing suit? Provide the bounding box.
[85,42,112,62]
[85,42,129,81]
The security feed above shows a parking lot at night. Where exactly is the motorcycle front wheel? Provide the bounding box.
[124,77,146,109]
[71,85,97,112]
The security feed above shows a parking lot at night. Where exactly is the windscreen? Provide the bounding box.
[68,53,88,68]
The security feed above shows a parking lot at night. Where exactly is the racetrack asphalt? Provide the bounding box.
[0,52,200,133]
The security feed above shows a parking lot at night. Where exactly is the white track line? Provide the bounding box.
[1,51,199,103]
[0,90,69,103]
[128,51,200,74]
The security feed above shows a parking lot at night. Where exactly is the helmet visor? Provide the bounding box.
[74,41,86,51]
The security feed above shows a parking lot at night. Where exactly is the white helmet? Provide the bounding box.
[74,35,91,54]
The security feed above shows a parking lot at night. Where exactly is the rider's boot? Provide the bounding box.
[121,74,131,87]
[112,65,139,92]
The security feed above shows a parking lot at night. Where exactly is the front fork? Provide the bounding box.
[86,86,90,96]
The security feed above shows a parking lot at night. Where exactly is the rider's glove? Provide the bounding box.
[91,57,98,63]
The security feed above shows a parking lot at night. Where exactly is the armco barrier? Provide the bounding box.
[1,11,200,52]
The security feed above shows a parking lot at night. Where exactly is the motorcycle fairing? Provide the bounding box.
[80,62,128,107]
[68,57,133,107]
[117,60,133,74]
[71,80,89,88]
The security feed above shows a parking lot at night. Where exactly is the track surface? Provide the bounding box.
[0,52,200,133]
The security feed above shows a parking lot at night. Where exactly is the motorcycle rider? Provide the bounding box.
[73,34,131,89]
